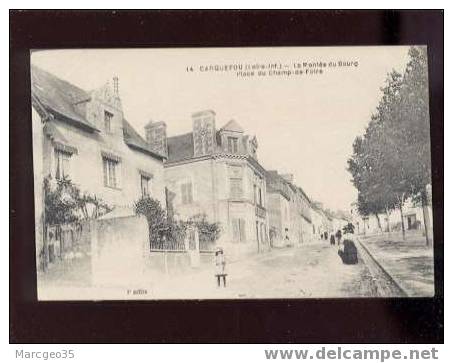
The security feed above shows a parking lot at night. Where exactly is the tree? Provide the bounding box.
[44,176,112,225]
[348,47,432,244]
[348,68,411,238]
[42,176,112,271]
[134,196,170,248]
[377,47,431,245]
[396,47,432,245]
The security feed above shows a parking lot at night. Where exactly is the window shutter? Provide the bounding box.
[55,149,61,179]
[188,182,193,203]
[232,219,239,242]
[239,219,246,242]
[181,183,186,204]
[103,159,108,186]
[230,178,243,198]
[62,153,70,178]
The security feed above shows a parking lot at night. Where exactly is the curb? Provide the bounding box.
[357,237,408,297]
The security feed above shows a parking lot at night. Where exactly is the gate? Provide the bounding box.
[45,223,82,263]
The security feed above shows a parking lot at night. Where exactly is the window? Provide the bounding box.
[230,178,243,198]
[258,187,263,206]
[227,137,238,153]
[253,184,257,204]
[181,182,193,204]
[103,157,119,188]
[232,218,246,242]
[104,110,113,133]
[54,149,71,180]
[141,175,151,197]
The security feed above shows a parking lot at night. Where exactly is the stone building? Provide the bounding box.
[145,111,269,256]
[266,170,292,247]
[266,171,313,247]
[310,202,330,239]
[31,66,167,269]
[351,197,433,237]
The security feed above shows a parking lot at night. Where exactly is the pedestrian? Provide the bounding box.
[214,247,227,287]
[335,229,342,245]
[330,234,335,246]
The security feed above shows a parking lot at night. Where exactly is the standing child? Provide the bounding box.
[214,247,227,287]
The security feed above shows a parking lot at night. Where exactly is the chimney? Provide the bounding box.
[192,110,216,156]
[113,76,119,96]
[145,120,167,157]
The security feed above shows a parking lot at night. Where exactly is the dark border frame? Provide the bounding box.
[10,10,444,343]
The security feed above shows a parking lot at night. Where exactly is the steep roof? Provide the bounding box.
[123,119,166,160]
[31,65,165,161]
[31,65,97,131]
[220,119,244,133]
[166,132,194,162]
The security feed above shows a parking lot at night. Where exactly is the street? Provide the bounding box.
[38,236,431,300]
[150,240,377,299]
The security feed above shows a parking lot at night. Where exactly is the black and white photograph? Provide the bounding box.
[9,9,444,346]
[30,45,435,300]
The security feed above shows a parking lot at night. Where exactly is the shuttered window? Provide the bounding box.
[232,218,246,242]
[104,110,113,133]
[181,182,193,204]
[230,178,243,198]
[227,137,238,153]
[141,175,151,197]
[103,157,119,188]
[54,149,71,180]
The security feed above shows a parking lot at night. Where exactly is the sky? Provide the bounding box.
[31,46,410,212]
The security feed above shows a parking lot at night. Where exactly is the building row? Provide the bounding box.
[31,67,345,266]
[350,197,433,237]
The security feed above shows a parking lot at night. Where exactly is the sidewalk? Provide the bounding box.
[358,233,434,297]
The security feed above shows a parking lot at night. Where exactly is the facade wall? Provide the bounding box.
[91,215,149,287]
[164,158,216,220]
[352,199,433,236]
[164,155,269,254]
[41,117,166,209]
[266,172,314,247]
[32,108,44,271]
[267,193,282,244]
[287,196,313,245]
[311,209,328,239]
[266,192,292,247]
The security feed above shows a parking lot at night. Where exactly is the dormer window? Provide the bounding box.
[104,110,113,133]
[227,137,238,154]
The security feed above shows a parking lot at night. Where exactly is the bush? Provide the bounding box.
[188,214,221,242]
[134,198,221,250]
[44,176,111,225]
[342,222,355,234]
[134,196,169,245]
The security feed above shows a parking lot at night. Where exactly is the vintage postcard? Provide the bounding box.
[31,46,434,300]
